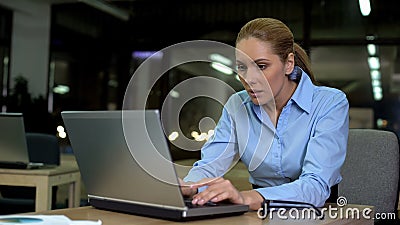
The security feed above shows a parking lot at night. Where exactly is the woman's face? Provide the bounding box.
[236,37,294,106]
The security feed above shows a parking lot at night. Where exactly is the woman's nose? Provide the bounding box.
[244,76,257,85]
[243,67,260,85]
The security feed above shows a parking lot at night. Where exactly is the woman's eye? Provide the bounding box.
[258,64,267,70]
[236,64,247,71]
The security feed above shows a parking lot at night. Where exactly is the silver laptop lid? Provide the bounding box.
[61,110,186,210]
[0,113,30,164]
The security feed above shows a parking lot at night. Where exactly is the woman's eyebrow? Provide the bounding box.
[236,58,270,64]
[236,59,244,64]
[254,58,270,63]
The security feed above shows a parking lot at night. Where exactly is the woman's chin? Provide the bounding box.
[251,96,274,107]
[250,98,261,105]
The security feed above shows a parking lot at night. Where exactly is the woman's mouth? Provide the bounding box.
[249,90,262,98]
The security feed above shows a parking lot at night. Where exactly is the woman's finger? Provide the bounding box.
[191,178,243,205]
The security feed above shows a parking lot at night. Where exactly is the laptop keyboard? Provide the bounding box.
[184,199,220,208]
[0,161,28,169]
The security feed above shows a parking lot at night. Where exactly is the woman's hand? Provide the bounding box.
[190,177,243,205]
[189,177,264,210]
[178,178,198,197]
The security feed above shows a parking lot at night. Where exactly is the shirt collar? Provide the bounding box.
[290,68,314,114]
[238,90,252,104]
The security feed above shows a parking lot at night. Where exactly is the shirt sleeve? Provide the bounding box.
[183,105,239,183]
[256,92,349,207]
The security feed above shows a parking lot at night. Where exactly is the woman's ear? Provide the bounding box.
[285,53,295,75]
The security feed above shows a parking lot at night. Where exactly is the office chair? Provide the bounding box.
[0,132,60,214]
[25,132,60,166]
[338,128,399,223]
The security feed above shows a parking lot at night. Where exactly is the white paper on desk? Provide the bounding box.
[69,220,102,225]
[0,215,101,225]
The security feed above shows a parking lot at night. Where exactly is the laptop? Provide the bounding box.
[0,113,46,169]
[61,110,249,221]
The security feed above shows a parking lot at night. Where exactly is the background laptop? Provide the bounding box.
[0,113,45,169]
[61,110,248,221]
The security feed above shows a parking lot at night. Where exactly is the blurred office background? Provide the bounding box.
[0,0,399,153]
[0,0,399,213]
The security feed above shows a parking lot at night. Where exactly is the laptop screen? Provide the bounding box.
[0,113,30,164]
[62,110,185,209]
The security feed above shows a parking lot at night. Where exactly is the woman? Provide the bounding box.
[181,18,349,211]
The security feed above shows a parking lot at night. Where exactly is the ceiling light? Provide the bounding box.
[359,0,371,16]
[53,85,70,94]
[367,57,380,70]
[170,90,180,98]
[195,133,208,142]
[370,70,381,80]
[209,53,232,66]
[210,62,233,75]
[58,131,67,139]
[79,0,130,21]
[373,86,382,93]
[132,51,163,59]
[373,92,383,101]
[168,131,179,141]
[371,79,381,87]
[57,125,64,133]
[366,35,375,41]
[367,44,376,56]
[191,131,199,139]
[108,80,118,88]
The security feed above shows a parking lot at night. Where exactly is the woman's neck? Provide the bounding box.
[275,80,298,112]
[263,80,298,126]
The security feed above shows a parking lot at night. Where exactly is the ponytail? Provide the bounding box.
[294,43,316,84]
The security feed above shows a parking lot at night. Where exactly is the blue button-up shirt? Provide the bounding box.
[184,70,349,207]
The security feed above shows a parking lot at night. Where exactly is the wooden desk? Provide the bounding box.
[0,155,81,212]
[35,205,373,225]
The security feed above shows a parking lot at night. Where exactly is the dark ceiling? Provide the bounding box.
[50,0,400,110]
[51,0,400,45]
